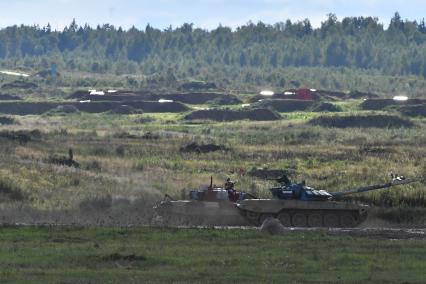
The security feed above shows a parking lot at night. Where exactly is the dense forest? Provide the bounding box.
[2,13,426,92]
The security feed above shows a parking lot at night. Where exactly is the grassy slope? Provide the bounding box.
[0,226,425,283]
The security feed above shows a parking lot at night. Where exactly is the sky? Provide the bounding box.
[0,0,425,31]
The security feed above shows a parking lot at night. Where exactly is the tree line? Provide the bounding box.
[2,13,426,88]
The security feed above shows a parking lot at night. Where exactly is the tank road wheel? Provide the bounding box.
[340,213,356,228]
[245,211,261,225]
[324,214,339,227]
[307,213,323,227]
[259,214,274,225]
[291,213,307,227]
[277,212,291,227]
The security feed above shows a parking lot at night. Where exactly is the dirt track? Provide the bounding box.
[5,223,424,240]
[185,226,426,240]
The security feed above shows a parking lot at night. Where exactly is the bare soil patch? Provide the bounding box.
[180,142,228,153]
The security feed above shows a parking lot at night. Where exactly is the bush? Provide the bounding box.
[0,116,16,125]
[0,176,25,201]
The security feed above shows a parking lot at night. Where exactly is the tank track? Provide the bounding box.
[243,209,367,228]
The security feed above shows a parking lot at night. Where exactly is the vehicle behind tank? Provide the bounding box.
[153,177,254,226]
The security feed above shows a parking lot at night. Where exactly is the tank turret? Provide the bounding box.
[269,175,422,201]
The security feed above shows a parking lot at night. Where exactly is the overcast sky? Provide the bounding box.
[0,0,425,30]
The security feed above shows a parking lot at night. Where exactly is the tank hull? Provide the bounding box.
[153,200,250,226]
[237,199,368,227]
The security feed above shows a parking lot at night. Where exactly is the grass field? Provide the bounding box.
[0,226,424,283]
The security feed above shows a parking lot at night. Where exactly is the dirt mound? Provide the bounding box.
[180,142,228,153]
[347,91,379,99]
[250,89,348,103]
[260,217,286,235]
[1,80,38,89]
[249,94,295,103]
[0,116,16,125]
[310,102,341,112]
[184,108,281,121]
[69,90,231,105]
[46,149,80,168]
[314,89,347,99]
[0,94,21,100]
[74,101,186,113]
[0,102,57,115]
[358,145,397,157]
[102,253,147,262]
[109,105,139,114]
[68,90,154,101]
[0,101,188,115]
[254,99,313,112]
[309,114,415,128]
[0,177,25,202]
[207,94,242,105]
[47,155,80,167]
[399,104,426,117]
[68,90,89,99]
[162,92,223,104]
[179,80,217,91]
[360,99,426,110]
[247,168,287,179]
[0,130,42,144]
[135,101,188,112]
[47,105,80,114]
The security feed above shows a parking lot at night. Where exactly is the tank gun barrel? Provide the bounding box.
[331,177,422,197]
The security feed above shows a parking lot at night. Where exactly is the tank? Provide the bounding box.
[153,177,256,226]
[236,175,422,227]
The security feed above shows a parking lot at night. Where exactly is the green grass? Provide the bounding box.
[0,226,424,283]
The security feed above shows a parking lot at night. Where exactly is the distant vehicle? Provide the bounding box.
[153,177,255,226]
